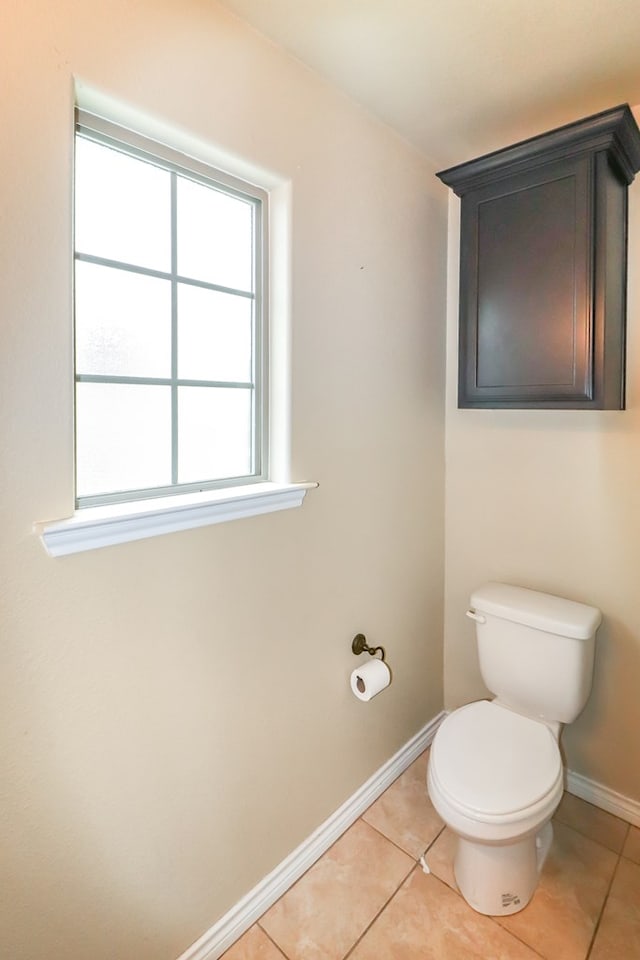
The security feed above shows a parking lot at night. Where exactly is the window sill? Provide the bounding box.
[35,481,318,557]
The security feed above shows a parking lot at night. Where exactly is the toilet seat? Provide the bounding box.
[430,700,562,824]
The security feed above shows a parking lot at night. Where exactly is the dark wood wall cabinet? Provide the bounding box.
[438,105,640,409]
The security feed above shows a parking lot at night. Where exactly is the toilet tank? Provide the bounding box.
[469,583,602,724]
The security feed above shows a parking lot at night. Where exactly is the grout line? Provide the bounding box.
[359,817,412,857]
[423,823,446,854]
[553,804,631,856]
[553,814,629,857]
[584,850,621,960]
[490,916,547,960]
[342,862,417,960]
[620,846,640,867]
[360,814,445,862]
[552,817,629,859]
[256,922,289,959]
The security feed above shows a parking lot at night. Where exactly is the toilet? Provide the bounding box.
[427,582,601,917]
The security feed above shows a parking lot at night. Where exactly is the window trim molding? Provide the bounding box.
[33,102,316,557]
[35,481,318,557]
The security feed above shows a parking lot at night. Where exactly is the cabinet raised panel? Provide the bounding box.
[438,105,640,409]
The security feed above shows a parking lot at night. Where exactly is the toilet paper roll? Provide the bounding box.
[350,658,391,702]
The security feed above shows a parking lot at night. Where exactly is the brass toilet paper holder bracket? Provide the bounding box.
[351,633,386,662]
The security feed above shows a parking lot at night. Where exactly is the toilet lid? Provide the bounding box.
[431,701,562,817]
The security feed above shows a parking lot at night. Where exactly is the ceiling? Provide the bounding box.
[216,0,640,169]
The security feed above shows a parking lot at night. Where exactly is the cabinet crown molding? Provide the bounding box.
[438,104,640,195]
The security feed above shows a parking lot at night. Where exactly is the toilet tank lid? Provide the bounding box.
[470,583,602,640]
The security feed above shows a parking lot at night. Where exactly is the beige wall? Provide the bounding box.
[0,2,446,958]
[443,128,640,803]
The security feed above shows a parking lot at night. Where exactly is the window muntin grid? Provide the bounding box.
[74,113,267,507]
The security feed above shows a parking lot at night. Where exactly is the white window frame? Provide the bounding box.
[35,111,315,557]
[74,110,268,507]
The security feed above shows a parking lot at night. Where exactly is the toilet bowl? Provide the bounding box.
[427,700,564,915]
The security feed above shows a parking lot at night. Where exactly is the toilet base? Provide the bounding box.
[454,822,553,916]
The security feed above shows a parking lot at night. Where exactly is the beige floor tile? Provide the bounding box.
[221,924,287,959]
[497,821,617,960]
[622,825,640,865]
[349,868,541,960]
[260,818,413,960]
[554,793,629,853]
[362,750,444,857]
[423,825,457,891]
[589,857,640,959]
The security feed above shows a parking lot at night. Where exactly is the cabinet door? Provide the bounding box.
[458,155,593,408]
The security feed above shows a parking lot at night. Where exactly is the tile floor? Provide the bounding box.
[222,750,640,960]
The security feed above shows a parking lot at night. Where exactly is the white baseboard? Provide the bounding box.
[565,768,640,828]
[176,711,446,960]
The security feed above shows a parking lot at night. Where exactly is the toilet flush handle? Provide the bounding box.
[466,609,486,623]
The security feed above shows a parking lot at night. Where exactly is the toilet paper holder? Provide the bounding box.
[351,633,386,662]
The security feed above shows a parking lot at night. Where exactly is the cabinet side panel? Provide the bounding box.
[594,153,627,409]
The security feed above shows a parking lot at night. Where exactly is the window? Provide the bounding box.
[35,110,315,557]
[74,111,267,507]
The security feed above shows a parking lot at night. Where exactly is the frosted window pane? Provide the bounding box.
[177,284,252,383]
[75,261,171,378]
[76,383,171,497]
[177,178,253,292]
[178,387,252,483]
[75,137,171,271]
